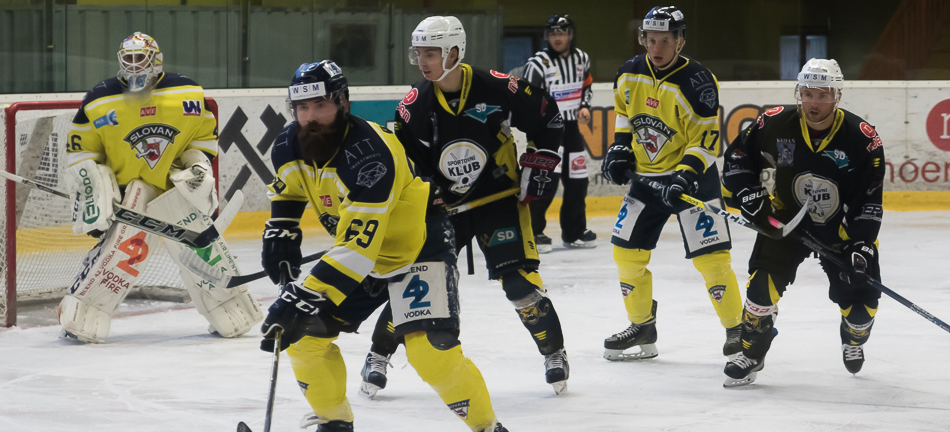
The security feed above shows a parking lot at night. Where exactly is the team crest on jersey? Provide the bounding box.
[822,149,850,168]
[123,124,180,169]
[793,173,840,225]
[631,114,677,162]
[448,400,470,420]
[439,140,487,194]
[777,139,796,167]
[708,285,726,303]
[462,103,502,123]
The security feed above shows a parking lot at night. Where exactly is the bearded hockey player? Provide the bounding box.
[720,58,886,387]
[360,16,571,398]
[59,32,262,343]
[258,60,507,432]
[522,14,597,251]
[600,6,743,362]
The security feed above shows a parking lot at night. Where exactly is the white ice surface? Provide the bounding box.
[3,211,950,432]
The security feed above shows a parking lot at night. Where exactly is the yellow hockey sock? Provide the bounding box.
[614,246,655,324]
[286,336,354,422]
[405,331,496,431]
[692,250,743,328]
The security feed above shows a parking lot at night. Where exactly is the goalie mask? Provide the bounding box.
[795,58,844,123]
[409,16,466,82]
[117,32,163,92]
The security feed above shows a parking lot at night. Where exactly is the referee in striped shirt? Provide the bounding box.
[522,14,596,252]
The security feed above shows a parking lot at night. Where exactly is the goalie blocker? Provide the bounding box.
[59,181,262,342]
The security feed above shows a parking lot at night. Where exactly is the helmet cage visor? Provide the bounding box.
[117,49,159,92]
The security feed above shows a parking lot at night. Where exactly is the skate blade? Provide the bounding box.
[723,371,757,388]
[359,381,381,399]
[59,329,99,344]
[551,380,568,396]
[603,344,658,361]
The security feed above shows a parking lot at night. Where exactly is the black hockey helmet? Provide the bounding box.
[287,60,349,115]
[546,14,575,33]
[639,6,686,38]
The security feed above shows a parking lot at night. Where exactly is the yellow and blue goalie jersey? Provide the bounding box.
[67,73,218,192]
[268,115,431,305]
[613,54,720,176]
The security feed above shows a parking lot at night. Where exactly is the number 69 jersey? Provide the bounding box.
[66,73,218,192]
[267,115,431,305]
[722,105,886,244]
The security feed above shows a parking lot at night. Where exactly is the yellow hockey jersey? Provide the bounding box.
[67,73,218,192]
[268,115,430,305]
[613,55,720,176]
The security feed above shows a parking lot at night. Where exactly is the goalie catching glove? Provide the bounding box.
[170,149,218,215]
[260,282,328,352]
[518,147,561,204]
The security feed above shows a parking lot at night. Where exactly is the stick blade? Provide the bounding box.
[237,421,253,432]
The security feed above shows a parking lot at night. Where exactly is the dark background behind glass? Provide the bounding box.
[1,0,947,94]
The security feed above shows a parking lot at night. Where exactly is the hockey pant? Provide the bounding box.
[529,120,590,242]
[613,246,742,328]
[288,331,496,431]
[59,181,261,342]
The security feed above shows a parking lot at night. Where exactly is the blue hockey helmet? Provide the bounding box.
[287,60,349,117]
[639,6,686,39]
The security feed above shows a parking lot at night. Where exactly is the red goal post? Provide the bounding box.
[2,98,219,327]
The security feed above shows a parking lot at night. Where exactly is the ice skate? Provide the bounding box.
[359,351,391,399]
[544,348,569,395]
[842,344,865,374]
[563,229,597,249]
[723,324,742,360]
[723,353,764,387]
[603,320,658,361]
[535,233,553,254]
[479,422,509,432]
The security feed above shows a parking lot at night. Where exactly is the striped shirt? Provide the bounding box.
[522,47,594,121]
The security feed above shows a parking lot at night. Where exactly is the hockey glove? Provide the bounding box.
[170,149,218,215]
[262,220,303,285]
[734,184,770,225]
[260,282,328,352]
[841,240,878,289]
[518,147,561,204]
[662,169,699,208]
[601,144,634,185]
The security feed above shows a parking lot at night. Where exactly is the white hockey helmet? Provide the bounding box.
[795,58,843,104]
[409,16,466,81]
[117,32,163,92]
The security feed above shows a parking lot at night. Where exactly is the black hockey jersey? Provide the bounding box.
[722,106,886,244]
[394,64,563,206]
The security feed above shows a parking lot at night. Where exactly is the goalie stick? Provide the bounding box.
[0,168,241,248]
[631,172,810,239]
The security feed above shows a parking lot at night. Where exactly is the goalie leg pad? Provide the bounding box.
[60,180,159,342]
[148,187,263,337]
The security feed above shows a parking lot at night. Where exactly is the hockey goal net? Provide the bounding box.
[1,99,219,327]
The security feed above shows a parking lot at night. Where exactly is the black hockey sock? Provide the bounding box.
[515,296,565,356]
[369,303,401,356]
[839,300,877,345]
[740,308,776,360]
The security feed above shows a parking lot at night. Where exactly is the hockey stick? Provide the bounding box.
[179,248,326,288]
[445,186,521,216]
[787,229,950,334]
[237,274,288,432]
[0,168,241,248]
[630,172,810,240]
